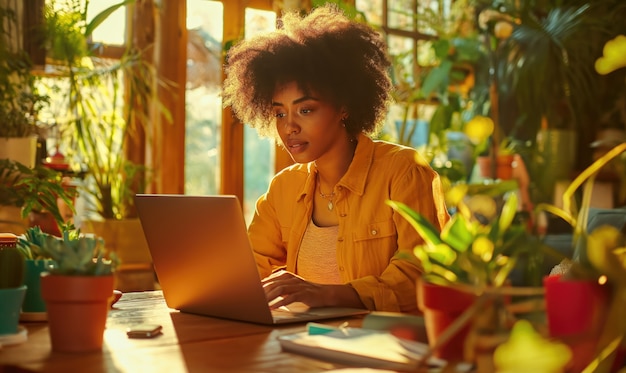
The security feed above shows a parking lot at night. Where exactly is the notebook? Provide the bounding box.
[135,194,369,325]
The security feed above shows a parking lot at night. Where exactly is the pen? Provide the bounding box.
[307,322,350,336]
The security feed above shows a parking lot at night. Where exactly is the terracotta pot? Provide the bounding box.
[495,154,515,180]
[544,275,614,372]
[476,154,515,180]
[40,273,114,352]
[476,156,492,179]
[417,280,477,361]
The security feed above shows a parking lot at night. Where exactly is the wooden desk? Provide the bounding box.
[0,291,366,372]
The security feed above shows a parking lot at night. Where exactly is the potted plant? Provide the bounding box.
[0,159,76,236]
[0,3,49,167]
[0,233,26,338]
[387,179,544,367]
[23,227,118,352]
[475,134,520,181]
[478,0,626,204]
[40,0,152,220]
[384,0,491,185]
[37,0,161,291]
[538,137,626,373]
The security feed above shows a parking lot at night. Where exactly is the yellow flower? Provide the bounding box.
[445,183,469,207]
[595,35,626,75]
[472,235,494,262]
[587,225,626,285]
[464,115,494,145]
[494,320,571,373]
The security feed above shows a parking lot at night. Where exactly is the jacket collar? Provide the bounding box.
[297,133,374,202]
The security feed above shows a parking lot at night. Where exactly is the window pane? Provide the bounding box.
[388,0,416,31]
[242,7,276,224]
[356,0,382,26]
[417,0,451,35]
[86,0,126,45]
[185,0,223,196]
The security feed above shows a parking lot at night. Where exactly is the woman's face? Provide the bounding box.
[272,81,347,164]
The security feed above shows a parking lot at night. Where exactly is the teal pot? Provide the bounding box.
[21,259,53,316]
[0,285,27,335]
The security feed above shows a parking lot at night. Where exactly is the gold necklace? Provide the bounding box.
[317,174,336,211]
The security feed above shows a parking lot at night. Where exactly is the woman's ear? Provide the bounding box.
[340,108,349,121]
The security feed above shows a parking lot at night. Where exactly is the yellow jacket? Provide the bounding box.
[249,134,449,313]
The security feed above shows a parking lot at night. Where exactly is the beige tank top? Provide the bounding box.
[296,220,342,284]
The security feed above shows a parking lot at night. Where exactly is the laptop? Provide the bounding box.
[135,194,369,325]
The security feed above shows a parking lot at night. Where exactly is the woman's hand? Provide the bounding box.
[261,270,365,310]
[262,270,324,309]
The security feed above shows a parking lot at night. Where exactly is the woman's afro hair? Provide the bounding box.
[222,4,393,138]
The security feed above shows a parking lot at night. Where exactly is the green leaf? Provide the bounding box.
[413,245,432,273]
[387,200,443,247]
[498,193,518,233]
[432,39,451,59]
[492,256,517,287]
[421,60,453,97]
[429,264,459,283]
[440,214,474,252]
[85,0,136,38]
[426,243,458,266]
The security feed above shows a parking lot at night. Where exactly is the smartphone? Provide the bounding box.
[126,324,163,339]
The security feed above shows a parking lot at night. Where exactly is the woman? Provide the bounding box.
[222,4,449,314]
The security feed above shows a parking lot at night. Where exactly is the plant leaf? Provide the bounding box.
[387,200,443,247]
[441,214,474,252]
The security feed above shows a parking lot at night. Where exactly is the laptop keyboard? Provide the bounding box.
[271,308,320,320]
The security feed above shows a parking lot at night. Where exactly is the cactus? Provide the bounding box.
[0,233,25,289]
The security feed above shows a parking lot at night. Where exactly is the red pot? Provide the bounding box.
[544,275,615,372]
[417,280,477,361]
[41,273,115,353]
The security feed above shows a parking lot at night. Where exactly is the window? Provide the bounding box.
[242,8,276,224]
[185,1,223,197]
[185,1,276,224]
[356,0,450,145]
[86,0,126,46]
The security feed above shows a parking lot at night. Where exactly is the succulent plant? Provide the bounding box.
[17,226,54,260]
[18,227,117,276]
[0,233,25,288]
